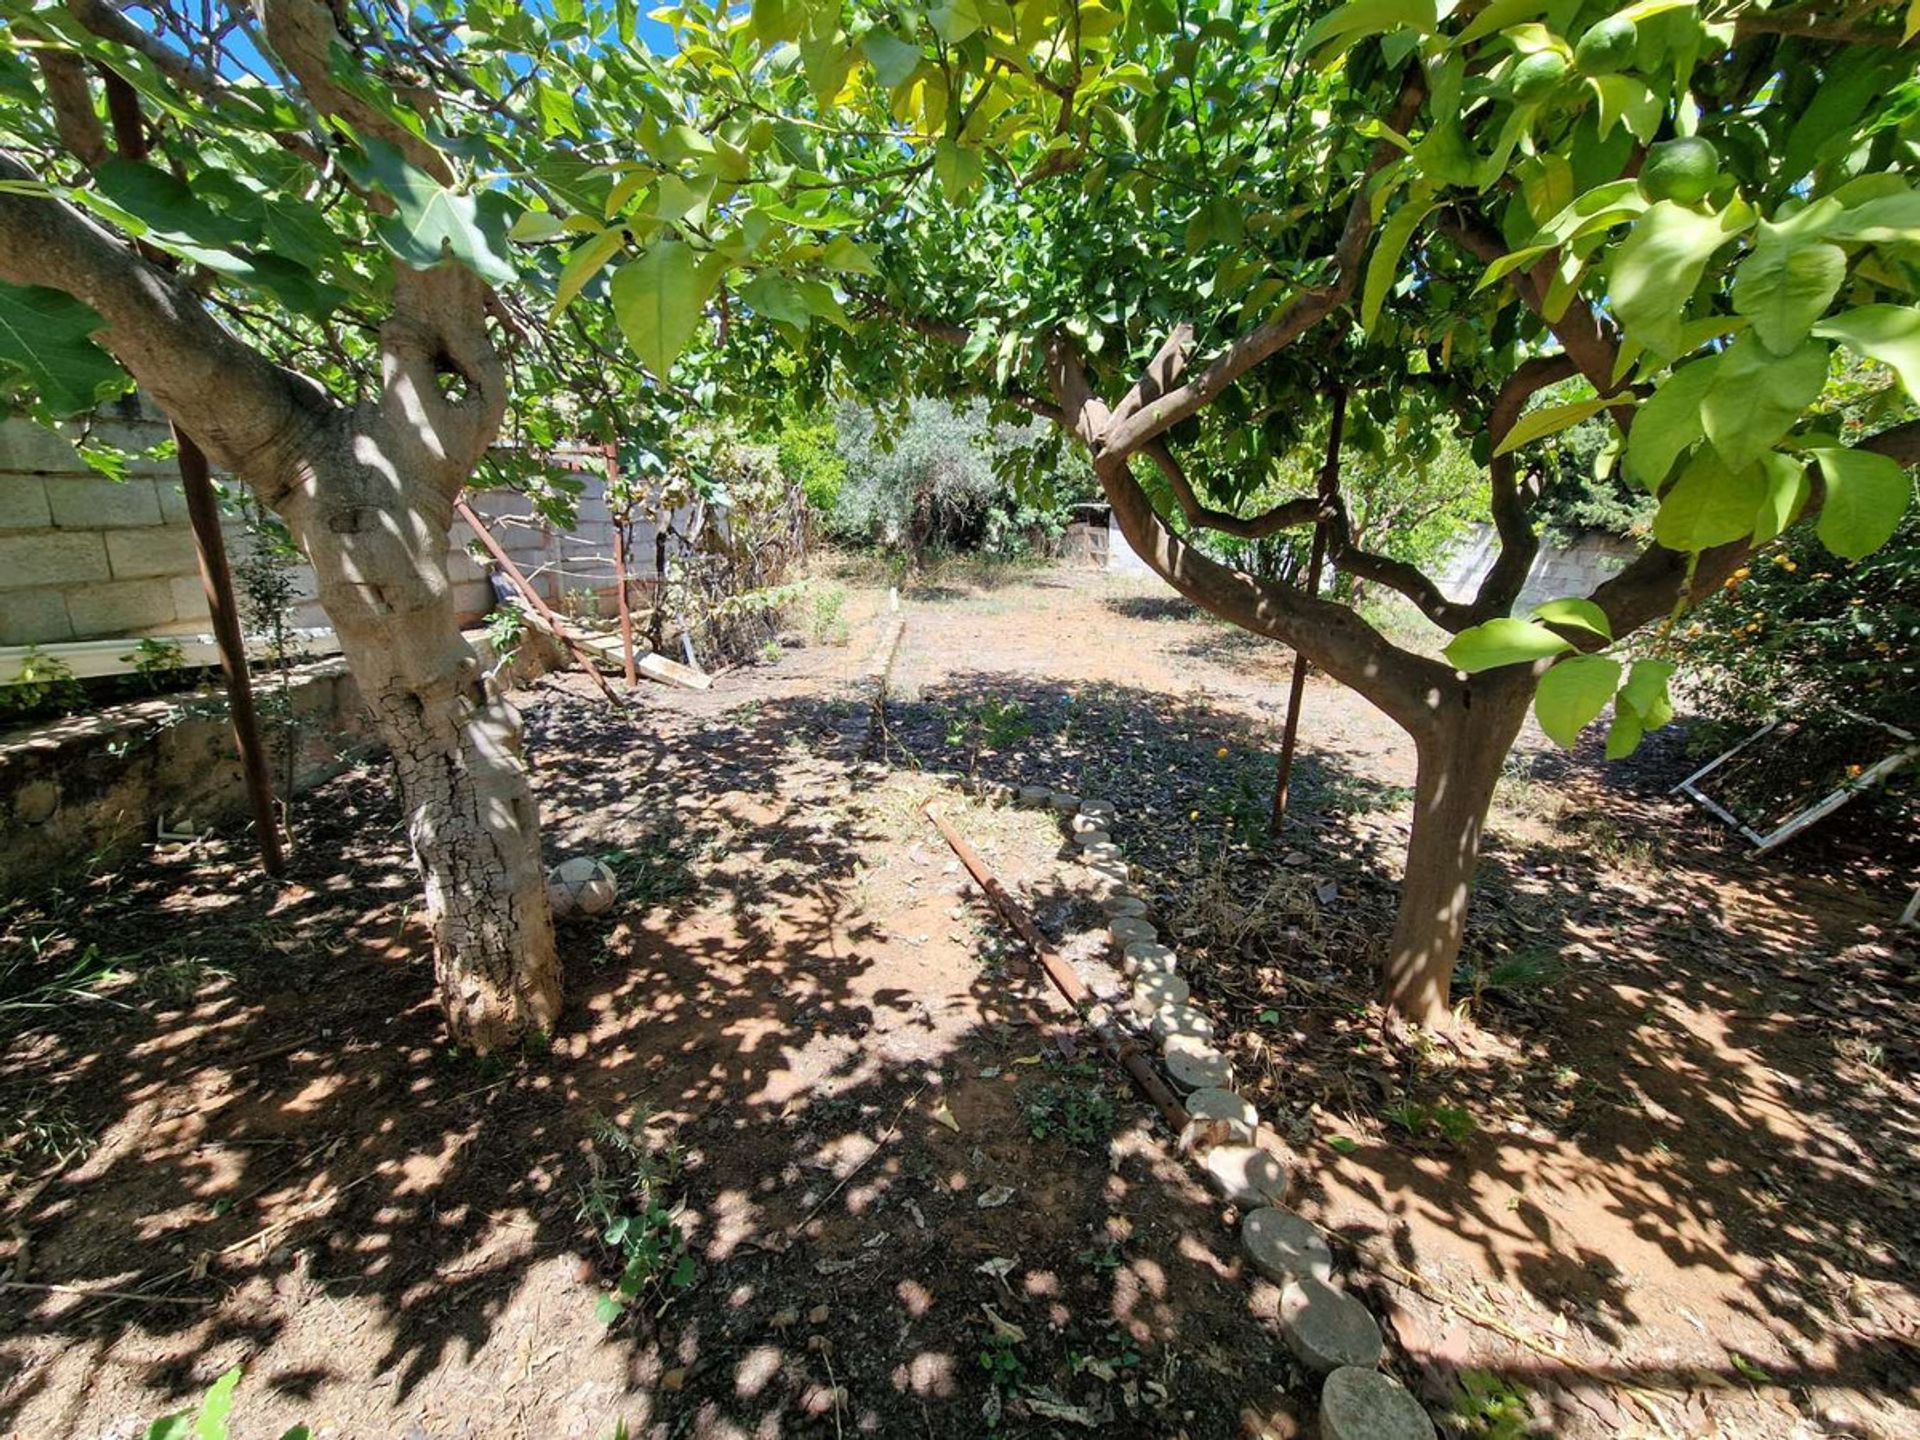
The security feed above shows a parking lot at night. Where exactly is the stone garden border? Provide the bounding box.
[945,772,1438,1440]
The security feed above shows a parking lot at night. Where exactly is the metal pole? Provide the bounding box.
[603,443,639,690]
[1271,387,1348,836]
[175,431,286,875]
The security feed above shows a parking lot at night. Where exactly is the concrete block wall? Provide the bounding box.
[0,399,666,650]
[1436,523,1640,613]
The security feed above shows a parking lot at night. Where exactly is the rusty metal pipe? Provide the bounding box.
[923,804,1190,1134]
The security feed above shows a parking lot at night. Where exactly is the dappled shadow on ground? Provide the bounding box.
[875,659,1918,1431]
[0,670,1300,1437]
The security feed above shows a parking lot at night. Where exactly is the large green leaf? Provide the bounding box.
[1495,394,1620,456]
[553,228,628,310]
[1530,597,1613,640]
[1606,657,1677,758]
[0,281,124,415]
[1361,194,1431,332]
[1442,618,1574,673]
[610,242,715,378]
[1607,201,1748,357]
[91,159,254,251]
[1652,448,1767,551]
[1808,446,1913,560]
[860,28,922,88]
[1732,223,1847,356]
[1301,0,1438,58]
[1699,338,1828,472]
[1534,654,1622,748]
[1624,356,1719,488]
[1815,306,1920,400]
[1751,452,1810,545]
[354,138,516,285]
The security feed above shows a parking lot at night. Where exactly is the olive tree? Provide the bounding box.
[633,0,1918,1025]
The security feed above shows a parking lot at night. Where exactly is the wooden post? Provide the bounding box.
[1270,387,1348,836]
[175,430,286,875]
[102,71,283,873]
[603,443,639,690]
[455,495,622,704]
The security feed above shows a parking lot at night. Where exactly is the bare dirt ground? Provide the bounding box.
[1,559,1914,1440]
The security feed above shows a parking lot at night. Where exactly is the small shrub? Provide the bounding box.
[144,1366,308,1440]
[807,584,850,646]
[1022,1060,1118,1151]
[578,1110,695,1325]
[122,636,187,691]
[1,647,86,721]
[1449,1369,1537,1438]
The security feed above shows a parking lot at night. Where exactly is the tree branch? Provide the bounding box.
[35,52,108,169]
[1435,211,1627,407]
[1043,336,1455,735]
[258,0,450,181]
[1142,439,1321,540]
[379,262,508,489]
[1469,354,1579,618]
[66,0,220,95]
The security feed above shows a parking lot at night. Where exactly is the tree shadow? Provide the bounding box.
[0,677,1296,1437]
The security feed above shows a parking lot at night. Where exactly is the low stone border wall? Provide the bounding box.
[952,773,1438,1439]
[0,628,564,892]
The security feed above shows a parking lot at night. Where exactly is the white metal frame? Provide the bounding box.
[1672,707,1917,853]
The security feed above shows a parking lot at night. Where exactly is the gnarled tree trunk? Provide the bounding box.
[285,471,559,1051]
[1381,673,1534,1027]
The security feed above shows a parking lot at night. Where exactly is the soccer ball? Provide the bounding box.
[547,857,617,919]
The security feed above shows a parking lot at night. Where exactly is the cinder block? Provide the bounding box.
[0,587,75,644]
[0,419,85,475]
[105,524,199,579]
[451,578,493,624]
[0,531,110,590]
[48,476,164,529]
[0,474,52,529]
[65,577,178,637]
[169,575,212,628]
[445,545,486,583]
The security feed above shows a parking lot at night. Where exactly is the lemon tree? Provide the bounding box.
[625,0,1918,1025]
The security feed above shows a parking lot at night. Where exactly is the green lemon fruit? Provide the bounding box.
[1639,137,1721,204]
[1510,51,1571,102]
[1574,16,1637,75]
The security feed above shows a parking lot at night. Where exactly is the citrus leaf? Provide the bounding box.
[1652,449,1768,551]
[1535,654,1622,748]
[1362,194,1430,332]
[1732,224,1846,356]
[1625,356,1719,489]
[1608,201,1748,357]
[1808,446,1912,560]
[1530,597,1613,640]
[1495,394,1621,456]
[1700,337,1827,472]
[1442,618,1574,673]
[1815,305,1920,400]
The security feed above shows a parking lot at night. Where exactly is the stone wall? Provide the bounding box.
[0,398,668,649]
[0,628,564,891]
